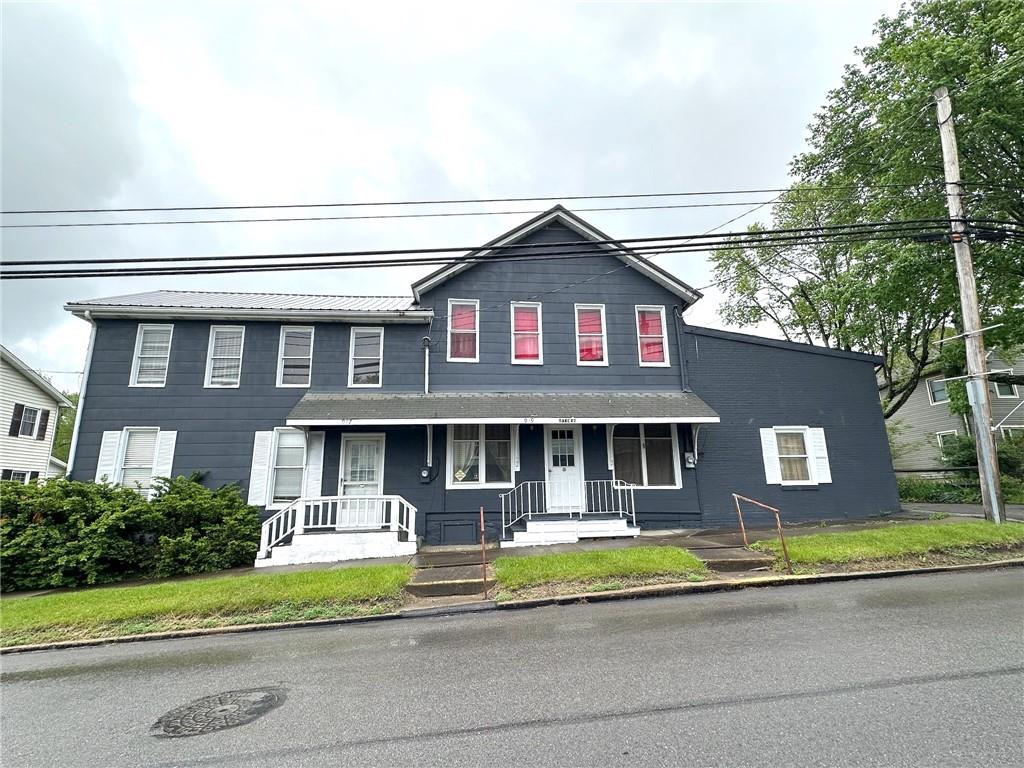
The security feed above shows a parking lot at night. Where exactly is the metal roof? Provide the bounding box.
[287,391,720,425]
[67,290,418,312]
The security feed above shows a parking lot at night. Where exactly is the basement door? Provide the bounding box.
[545,425,584,516]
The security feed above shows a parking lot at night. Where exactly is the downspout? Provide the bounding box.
[67,310,96,476]
[673,305,690,392]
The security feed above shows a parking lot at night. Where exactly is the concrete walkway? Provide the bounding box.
[901,502,1024,521]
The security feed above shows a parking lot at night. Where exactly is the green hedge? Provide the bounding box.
[898,475,1024,505]
[0,475,261,592]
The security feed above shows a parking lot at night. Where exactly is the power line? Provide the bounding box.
[0,182,945,216]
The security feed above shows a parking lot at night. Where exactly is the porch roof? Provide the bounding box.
[287,391,720,425]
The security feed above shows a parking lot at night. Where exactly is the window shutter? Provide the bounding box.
[303,431,325,497]
[9,403,24,437]
[759,428,781,485]
[28,471,39,482]
[95,431,123,483]
[36,409,50,441]
[1,470,12,481]
[153,431,177,480]
[512,426,521,472]
[606,425,615,470]
[248,431,274,505]
[809,428,832,484]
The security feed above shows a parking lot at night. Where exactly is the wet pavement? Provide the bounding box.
[2,568,1022,767]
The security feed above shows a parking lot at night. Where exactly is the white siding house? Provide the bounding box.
[1,346,72,483]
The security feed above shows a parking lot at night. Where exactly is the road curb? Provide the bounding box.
[3,558,1021,655]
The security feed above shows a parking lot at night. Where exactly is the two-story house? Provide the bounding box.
[65,207,899,565]
[1,345,72,482]
[888,353,1024,473]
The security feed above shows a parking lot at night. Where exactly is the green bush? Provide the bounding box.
[897,475,1024,505]
[0,475,261,592]
[940,432,1024,480]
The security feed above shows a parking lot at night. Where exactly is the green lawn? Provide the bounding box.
[751,521,1024,567]
[494,546,706,591]
[0,564,412,647]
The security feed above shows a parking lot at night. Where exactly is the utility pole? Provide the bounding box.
[933,85,1004,524]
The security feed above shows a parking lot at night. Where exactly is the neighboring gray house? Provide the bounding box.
[888,353,1024,472]
[1,345,72,483]
[65,207,899,566]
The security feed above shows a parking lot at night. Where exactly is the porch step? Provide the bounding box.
[502,518,641,548]
[255,530,416,568]
[691,547,775,572]
[407,565,494,597]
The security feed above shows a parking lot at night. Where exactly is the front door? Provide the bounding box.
[340,435,385,525]
[545,426,584,516]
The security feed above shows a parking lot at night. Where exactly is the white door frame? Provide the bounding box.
[543,424,586,515]
[339,433,386,496]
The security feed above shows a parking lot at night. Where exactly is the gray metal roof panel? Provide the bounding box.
[288,391,719,423]
[66,290,418,313]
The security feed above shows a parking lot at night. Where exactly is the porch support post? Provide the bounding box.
[293,501,305,535]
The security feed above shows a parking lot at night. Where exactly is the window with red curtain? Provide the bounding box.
[576,305,606,364]
[636,307,667,364]
[449,300,478,360]
[511,303,542,363]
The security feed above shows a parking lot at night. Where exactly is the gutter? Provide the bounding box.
[63,305,434,324]
[66,310,96,475]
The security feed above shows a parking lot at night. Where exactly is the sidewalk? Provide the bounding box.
[900,502,1024,521]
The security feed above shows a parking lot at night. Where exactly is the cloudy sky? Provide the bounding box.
[2,0,899,392]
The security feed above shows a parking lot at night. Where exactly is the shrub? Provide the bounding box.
[940,432,1024,480]
[0,476,261,592]
[897,476,980,504]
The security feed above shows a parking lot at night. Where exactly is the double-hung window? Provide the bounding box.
[119,427,159,491]
[18,406,39,437]
[775,430,811,483]
[131,324,173,386]
[449,424,513,487]
[271,428,306,504]
[575,304,608,365]
[611,424,679,487]
[635,306,670,366]
[511,302,542,364]
[277,327,314,387]
[205,326,245,387]
[760,426,831,486]
[927,378,949,404]
[448,299,479,362]
[349,327,384,387]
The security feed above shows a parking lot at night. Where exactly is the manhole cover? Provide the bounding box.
[151,687,286,738]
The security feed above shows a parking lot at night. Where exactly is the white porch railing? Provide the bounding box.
[500,479,636,540]
[258,495,417,559]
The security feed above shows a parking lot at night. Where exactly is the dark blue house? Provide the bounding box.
[66,207,899,565]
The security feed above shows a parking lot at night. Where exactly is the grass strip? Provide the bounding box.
[0,564,412,647]
[751,521,1024,567]
[494,546,706,591]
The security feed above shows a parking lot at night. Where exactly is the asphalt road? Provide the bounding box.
[2,569,1023,768]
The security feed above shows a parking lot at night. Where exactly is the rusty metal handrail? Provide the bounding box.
[731,493,793,574]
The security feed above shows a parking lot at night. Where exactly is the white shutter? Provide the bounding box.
[153,431,177,479]
[760,428,781,485]
[607,425,615,470]
[303,431,325,497]
[95,431,123,484]
[248,431,274,505]
[809,428,832,484]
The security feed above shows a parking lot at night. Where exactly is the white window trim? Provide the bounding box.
[267,427,307,509]
[1001,426,1023,439]
[447,298,480,363]
[7,470,32,484]
[774,426,817,487]
[347,327,385,388]
[18,405,40,438]
[926,377,950,405]
[445,424,517,489]
[338,432,387,495]
[574,303,609,367]
[204,325,245,388]
[609,424,682,489]
[634,305,671,368]
[130,323,173,387]
[993,371,1018,399]
[510,301,543,365]
[116,426,160,489]
[936,429,958,458]
[276,326,315,388]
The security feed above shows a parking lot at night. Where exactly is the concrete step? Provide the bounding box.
[691,547,774,572]
[407,564,493,597]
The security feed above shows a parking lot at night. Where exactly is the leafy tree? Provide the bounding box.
[51,392,78,463]
[711,0,1024,417]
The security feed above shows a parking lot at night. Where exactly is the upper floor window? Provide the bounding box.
[277,326,314,387]
[575,304,608,366]
[131,324,173,387]
[927,378,949,404]
[511,302,542,365]
[349,327,384,387]
[205,326,245,388]
[635,306,670,367]
[8,403,48,440]
[448,299,479,362]
[993,377,1017,398]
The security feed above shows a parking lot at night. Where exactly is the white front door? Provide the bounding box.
[340,435,385,525]
[545,426,584,516]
